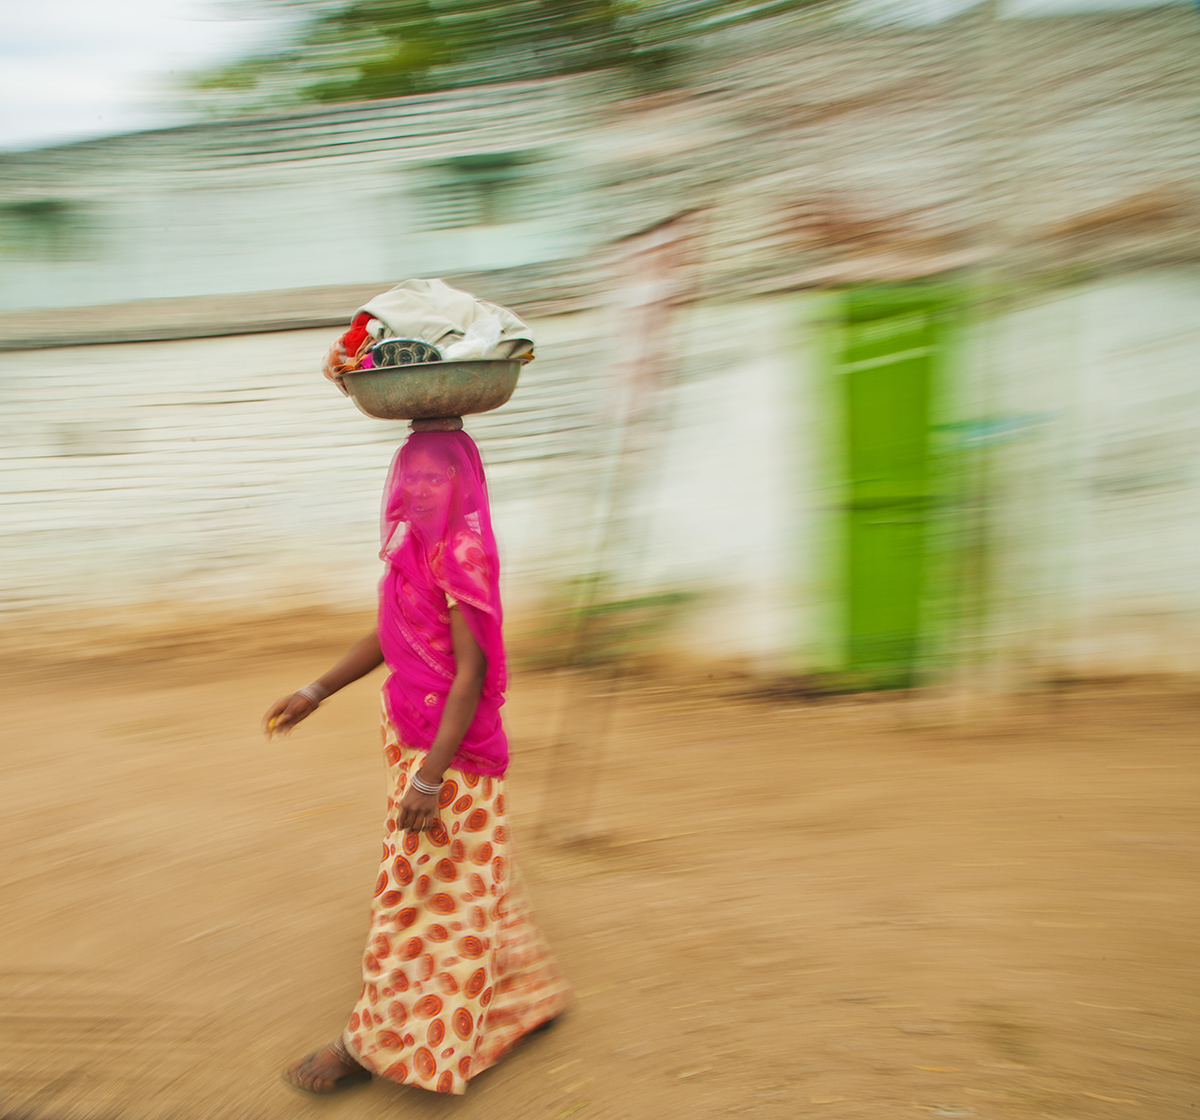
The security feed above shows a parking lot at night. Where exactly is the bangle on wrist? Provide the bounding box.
[296,682,330,709]
[410,772,443,796]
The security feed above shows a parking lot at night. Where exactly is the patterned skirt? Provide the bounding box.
[342,715,571,1095]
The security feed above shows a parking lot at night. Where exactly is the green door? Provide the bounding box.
[835,286,951,688]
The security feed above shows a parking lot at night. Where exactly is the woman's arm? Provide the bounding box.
[262,629,384,738]
[395,609,487,833]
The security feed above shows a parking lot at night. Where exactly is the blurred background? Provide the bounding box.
[3,5,1200,1120]
[3,0,1198,689]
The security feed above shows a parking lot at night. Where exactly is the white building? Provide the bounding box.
[2,10,1199,683]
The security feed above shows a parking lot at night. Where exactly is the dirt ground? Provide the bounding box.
[1,619,1197,1120]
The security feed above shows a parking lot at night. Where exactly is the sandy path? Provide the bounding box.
[0,629,1196,1120]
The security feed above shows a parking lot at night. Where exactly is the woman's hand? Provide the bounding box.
[397,785,440,833]
[262,693,318,739]
[260,631,383,741]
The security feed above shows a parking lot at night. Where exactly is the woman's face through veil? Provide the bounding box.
[399,449,458,536]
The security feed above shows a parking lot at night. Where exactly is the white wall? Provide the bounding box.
[5,275,1200,676]
[981,269,1200,676]
[0,298,817,666]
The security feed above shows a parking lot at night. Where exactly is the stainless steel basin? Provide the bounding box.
[341,359,521,420]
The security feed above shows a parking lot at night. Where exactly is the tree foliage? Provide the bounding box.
[192,0,821,107]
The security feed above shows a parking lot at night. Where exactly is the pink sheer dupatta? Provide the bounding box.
[377,431,508,775]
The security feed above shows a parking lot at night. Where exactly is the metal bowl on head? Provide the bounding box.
[342,359,521,421]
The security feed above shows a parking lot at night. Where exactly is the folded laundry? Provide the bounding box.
[322,279,535,394]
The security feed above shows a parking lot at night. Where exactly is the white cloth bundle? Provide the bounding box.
[359,278,535,362]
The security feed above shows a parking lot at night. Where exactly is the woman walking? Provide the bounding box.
[264,429,570,1095]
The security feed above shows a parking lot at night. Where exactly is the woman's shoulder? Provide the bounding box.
[450,529,487,563]
[446,530,492,597]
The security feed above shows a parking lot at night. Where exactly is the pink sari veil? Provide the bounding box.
[377,431,508,775]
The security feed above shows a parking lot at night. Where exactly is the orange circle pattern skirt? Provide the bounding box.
[342,717,571,1095]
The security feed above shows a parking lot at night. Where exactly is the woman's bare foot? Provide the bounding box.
[285,1043,370,1094]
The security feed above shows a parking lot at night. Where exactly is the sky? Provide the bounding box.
[0,0,1189,152]
[0,1,286,151]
